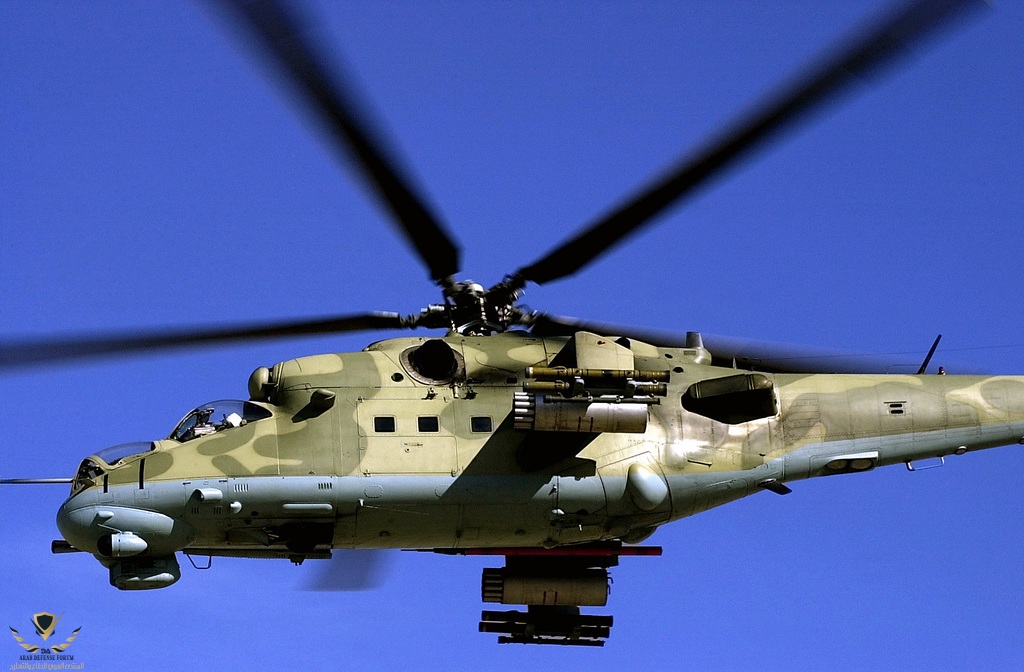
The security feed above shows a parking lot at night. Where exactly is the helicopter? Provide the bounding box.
[2,0,1024,655]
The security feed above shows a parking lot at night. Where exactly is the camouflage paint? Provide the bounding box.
[55,332,1024,582]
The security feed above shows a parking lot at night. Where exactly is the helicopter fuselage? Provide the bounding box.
[54,331,1024,590]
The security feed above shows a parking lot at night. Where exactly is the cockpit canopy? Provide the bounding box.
[169,400,272,442]
[68,402,273,497]
[94,441,155,466]
[72,441,155,495]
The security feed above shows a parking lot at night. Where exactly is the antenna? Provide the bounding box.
[916,334,942,374]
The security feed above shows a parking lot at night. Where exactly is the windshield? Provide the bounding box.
[71,458,103,496]
[170,400,272,442]
[94,441,154,466]
[70,442,155,496]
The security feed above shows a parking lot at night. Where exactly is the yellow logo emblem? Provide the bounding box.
[8,612,81,654]
[32,613,60,642]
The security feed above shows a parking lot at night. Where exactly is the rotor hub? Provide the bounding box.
[435,279,521,335]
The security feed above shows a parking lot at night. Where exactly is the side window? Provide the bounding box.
[471,416,493,433]
[374,416,396,433]
[418,416,440,432]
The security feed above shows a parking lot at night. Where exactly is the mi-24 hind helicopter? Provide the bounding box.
[2,0,1019,648]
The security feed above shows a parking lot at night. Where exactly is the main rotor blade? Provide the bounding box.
[529,313,920,374]
[214,0,460,284]
[512,0,982,287]
[0,312,409,371]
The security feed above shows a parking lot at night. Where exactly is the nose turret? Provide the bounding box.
[56,490,195,591]
[57,488,194,557]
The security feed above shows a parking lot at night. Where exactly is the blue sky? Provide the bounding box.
[1,1,1022,669]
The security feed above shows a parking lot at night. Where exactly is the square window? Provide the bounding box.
[471,416,492,433]
[374,416,396,433]
[418,416,440,432]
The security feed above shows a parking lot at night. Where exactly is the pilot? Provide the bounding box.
[191,408,217,438]
[218,412,244,430]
